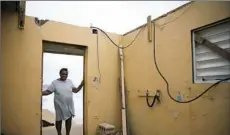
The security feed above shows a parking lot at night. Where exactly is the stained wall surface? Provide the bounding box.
[121,2,230,135]
[1,12,122,135]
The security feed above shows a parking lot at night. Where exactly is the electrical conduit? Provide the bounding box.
[119,46,128,135]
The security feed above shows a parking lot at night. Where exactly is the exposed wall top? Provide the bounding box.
[2,1,26,29]
[123,1,194,36]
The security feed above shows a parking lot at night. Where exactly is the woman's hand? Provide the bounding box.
[42,90,53,96]
[72,80,84,93]
[81,80,84,85]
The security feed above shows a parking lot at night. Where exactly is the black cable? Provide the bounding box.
[96,33,102,82]
[146,93,160,107]
[91,26,144,49]
[152,22,230,103]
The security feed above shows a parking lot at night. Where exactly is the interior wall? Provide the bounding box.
[1,12,42,135]
[121,2,230,135]
[1,12,122,135]
[41,20,122,135]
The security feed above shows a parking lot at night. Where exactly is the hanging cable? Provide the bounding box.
[146,90,161,107]
[152,22,230,103]
[90,26,145,49]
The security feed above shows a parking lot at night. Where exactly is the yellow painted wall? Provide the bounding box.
[1,12,43,135]
[1,12,122,135]
[41,20,122,135]
[121,2,230,135]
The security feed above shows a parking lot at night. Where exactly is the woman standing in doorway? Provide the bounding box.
[42,68,84,135]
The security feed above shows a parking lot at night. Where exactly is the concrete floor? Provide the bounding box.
[42,124,83,135]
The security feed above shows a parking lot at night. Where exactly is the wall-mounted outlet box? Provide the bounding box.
[92,29,98,34]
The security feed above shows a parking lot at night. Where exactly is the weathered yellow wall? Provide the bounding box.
[1,12,122,135]
[1,12,43,135]
[121,2,230,135]
[41,20,122,135]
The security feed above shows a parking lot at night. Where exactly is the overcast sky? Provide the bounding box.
[26,1,189,34]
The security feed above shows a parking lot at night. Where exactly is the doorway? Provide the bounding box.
[41,41,87,135]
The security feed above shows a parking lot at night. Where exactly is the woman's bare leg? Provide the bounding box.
[56,120,62,135]
[65,117,72,135]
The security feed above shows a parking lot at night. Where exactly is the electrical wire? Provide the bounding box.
[146,93,160,107]
[96,33,102,82]
[158,3,193,28]
[152,22,230,103]
[93,24,145,83]
[91,26,145,49]
[92,13,230,104]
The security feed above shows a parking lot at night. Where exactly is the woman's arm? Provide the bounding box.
[72,80,84,93]
[42,90,53,96]
[42,82,55,96]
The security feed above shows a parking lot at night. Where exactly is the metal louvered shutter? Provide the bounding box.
[192,19,230,83]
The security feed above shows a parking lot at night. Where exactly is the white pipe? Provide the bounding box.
[119,46,127,135]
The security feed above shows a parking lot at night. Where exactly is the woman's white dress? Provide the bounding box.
[48,79,76,121]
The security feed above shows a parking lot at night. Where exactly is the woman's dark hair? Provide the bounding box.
[59,68,68,74]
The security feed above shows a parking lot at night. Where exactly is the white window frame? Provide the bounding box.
[192,18,230,83]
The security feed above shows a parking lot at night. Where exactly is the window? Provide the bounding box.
[192,18,230,83]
